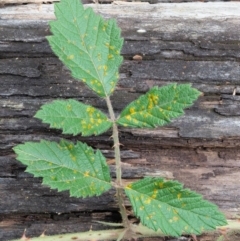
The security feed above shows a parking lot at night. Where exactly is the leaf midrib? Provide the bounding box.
[65,1,111,96]
[17,145,111,186]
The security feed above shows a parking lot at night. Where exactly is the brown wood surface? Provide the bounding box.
[0,2,240,241]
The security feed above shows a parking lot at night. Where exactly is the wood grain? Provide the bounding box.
[0,2,240,241]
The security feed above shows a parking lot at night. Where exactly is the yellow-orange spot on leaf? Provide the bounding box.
[97,119,103,124]
[103,65,108,71]
[177,193,181,199]
[133,119,138,124]
[81,122,86,128]
[159,182,164,188]
[129,107,135,114]
[126,184,132,189]
[173,209,178,215]
[68,144,73,150]
[66,104,72,111]
[144,198,151,204]
[148,103,153,109]
[148,214,154,220]
[173,216,179,222]
[71,155,76,161]
[140,206,144,211]
[73,170,77,174]
[82,78,86,83]
[126,115,131,120]
[181,203,186,208]
[84,171,90,177]
[108,54,113,59]
[67,55,74,60]
[151,189,158,199]
[87,107,95,115]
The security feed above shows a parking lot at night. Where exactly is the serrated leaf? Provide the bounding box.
[117,84,201,128]
[13,140,112,198]
[35,99,112,136]
[47,0,123,97]
[125,177,227,236]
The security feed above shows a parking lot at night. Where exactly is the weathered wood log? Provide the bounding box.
[0,2,240,241]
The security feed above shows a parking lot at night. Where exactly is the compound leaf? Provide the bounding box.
[125,177,227,236]
[47,0,123,97]
[117,84,201,128]
[35,99,112,136]
[13,140,112,198]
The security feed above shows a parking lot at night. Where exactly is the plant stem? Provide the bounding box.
[10,219,240,241]
[105,96,130,228]
[10,224,166,241]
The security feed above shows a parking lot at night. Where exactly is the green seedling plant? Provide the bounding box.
[13,0,229,240]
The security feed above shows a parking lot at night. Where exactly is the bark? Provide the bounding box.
[0,2,240,241]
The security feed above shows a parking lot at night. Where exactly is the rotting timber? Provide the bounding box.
[0,2,240,241]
